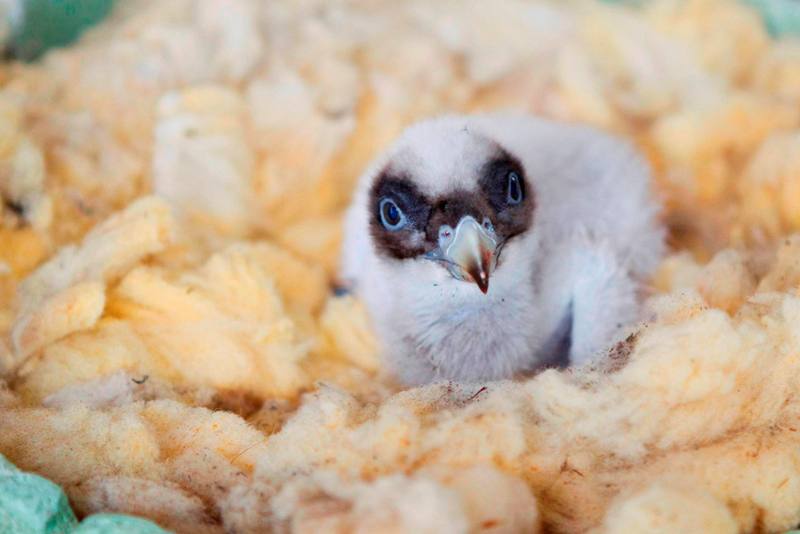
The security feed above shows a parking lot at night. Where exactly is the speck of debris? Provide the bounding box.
[602,332,638,373]
[4,199,25,216]
[468,385,488,401]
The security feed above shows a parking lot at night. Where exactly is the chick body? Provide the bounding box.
[342,114,664,385]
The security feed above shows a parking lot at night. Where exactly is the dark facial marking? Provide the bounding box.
[425,195,494,243]
[369,172,432,259]
[478,150,535,243]
[369,146,535,261]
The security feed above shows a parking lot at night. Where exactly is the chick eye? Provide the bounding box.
[379,198,407,230]
[506,171,524,205]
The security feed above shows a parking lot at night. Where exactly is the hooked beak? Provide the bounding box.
[427,216,497,294]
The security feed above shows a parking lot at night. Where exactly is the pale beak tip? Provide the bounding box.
[469,267,490,294]
[477,280,489,294]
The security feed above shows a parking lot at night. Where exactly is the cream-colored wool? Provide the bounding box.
[10,196,173,366]
[2,0,800,533]
[597,483,738,534]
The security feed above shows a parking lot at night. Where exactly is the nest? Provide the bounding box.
[2,0,800,532]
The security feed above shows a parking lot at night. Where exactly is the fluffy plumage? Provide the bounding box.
[342,114,665,384]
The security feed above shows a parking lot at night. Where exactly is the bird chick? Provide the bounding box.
[341,114,665,385]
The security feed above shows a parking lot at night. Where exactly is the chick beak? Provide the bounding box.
[439,216,497,294]
[467,253,492,294]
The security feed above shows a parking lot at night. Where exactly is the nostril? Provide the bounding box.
[439,225,454,242]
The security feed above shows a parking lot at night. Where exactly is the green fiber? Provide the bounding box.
[73,514,172,534]
[10,0,116,61]
[0,458,78,534]
[742,0,800,37]
[0,454,171,534]
[602,0,800,37]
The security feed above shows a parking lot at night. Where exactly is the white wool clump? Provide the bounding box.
[193,0,264,81]
[224,465,537,533]
[415,0,572,85]
[254,383,533,484]
[270,472,471,534]
[599,482,738,534]
[247,71,357,232]
[753,39,800,101]
[738,131,800,237]
[645,0,770,84]
[154,86,255,236]
[42,370,139,409]
[72,476,218,534]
